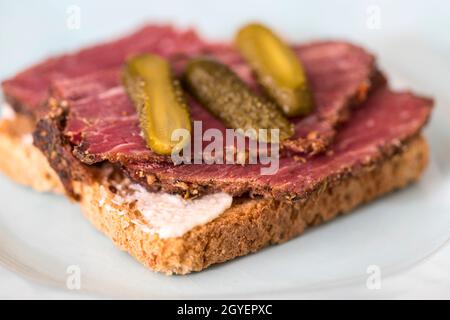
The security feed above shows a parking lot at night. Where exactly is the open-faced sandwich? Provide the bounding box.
[0,23,433,274]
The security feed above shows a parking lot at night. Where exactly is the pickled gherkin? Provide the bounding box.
[185,59,294,142]
[123,54,191,155]
[235,23,314,117]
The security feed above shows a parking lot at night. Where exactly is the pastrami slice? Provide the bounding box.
[2,23,377,157]
[50,40,377,164]
[122,88,433,199]
[2,25,206,117]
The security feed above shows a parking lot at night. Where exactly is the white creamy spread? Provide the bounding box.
[101,184,233,239]
[1,103,16,120]
[1,102,233,239]
[21,134,33,145]
[1,103,33,145]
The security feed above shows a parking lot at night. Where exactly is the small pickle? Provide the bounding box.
[235,23,314,117]
[123,54,191,155]
[185,59,294,142]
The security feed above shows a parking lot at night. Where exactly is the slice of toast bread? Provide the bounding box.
[0,115,63,193]
[0,116,429,274]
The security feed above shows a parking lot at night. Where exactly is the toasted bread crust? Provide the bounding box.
[79,136,428,274]
[0,117,429,274]
[0,116,63,193]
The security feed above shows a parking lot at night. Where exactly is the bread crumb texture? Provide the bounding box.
[80,136,428,274]
[0,117,63,193]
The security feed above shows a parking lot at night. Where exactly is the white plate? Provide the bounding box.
[1,0,449,299]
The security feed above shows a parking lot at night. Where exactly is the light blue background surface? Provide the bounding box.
[0,0,449,80]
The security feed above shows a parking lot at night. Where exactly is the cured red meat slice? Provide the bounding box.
[2,25,206,116]
[53,40,377,163]
[2,24,377,156]
[122,88,433,199]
